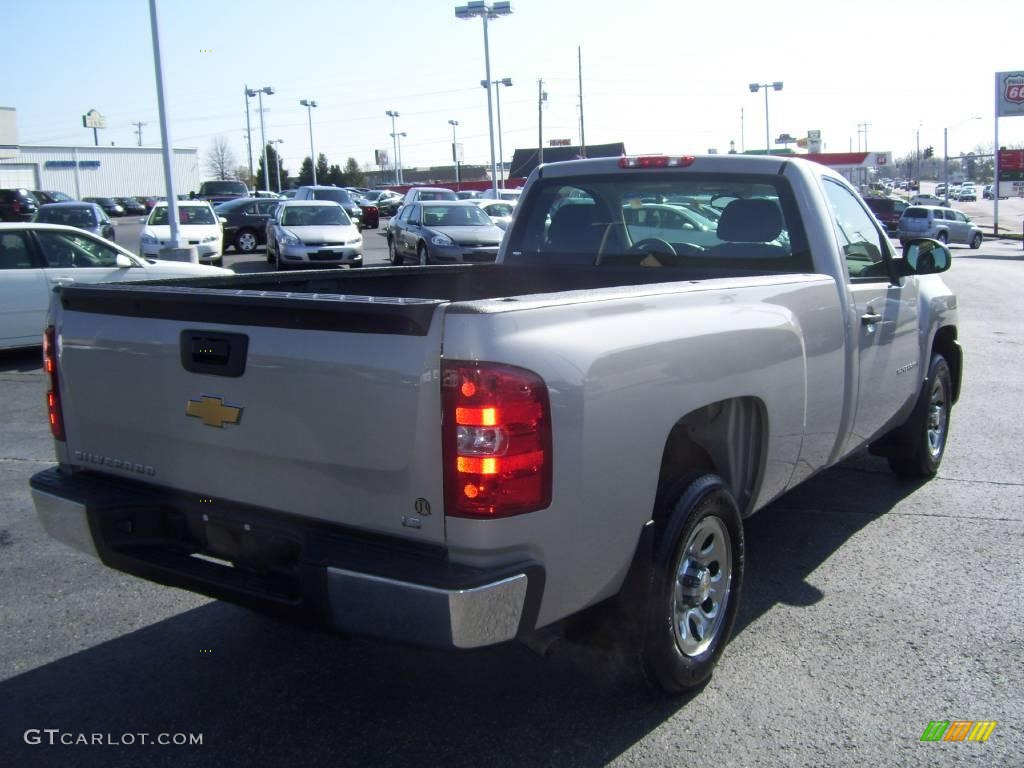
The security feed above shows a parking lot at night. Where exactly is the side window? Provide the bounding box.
[0,232,35,269]
[407,205,421,225]
[257,201,276,216]
[36,231,122,268]
[821,179,888,279]
[955,212,968,223]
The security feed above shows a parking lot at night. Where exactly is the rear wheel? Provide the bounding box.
[235,229,259,254]
[634,474,744,693]
[937,231,948,244]
[887,354,952,477]
[970,232,982,250]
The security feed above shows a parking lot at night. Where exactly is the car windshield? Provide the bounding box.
[149,206,217,225]
[36,206,98,227]
[281,205,349,227]
[421,205,493,227]
[199,181,247,195]
[418,189,457,201]
[484,203,514,217]
[311,189,354,206]
[504,172,811,272]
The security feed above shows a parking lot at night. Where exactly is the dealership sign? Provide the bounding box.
[996,71,1024,117]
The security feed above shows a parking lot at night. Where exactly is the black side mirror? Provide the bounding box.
[189,191,196,200]
[902,238,951,275]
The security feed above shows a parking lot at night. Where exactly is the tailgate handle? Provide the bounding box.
[181,331,249,378]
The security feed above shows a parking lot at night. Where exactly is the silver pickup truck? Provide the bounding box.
[31,155,961,692]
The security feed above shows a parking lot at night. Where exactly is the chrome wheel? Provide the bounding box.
[926,374,948,460]
[236,230,258,253]
[671,516,732,657]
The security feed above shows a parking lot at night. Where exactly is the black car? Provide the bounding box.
[361,189,404,216]
[32,190,75,205]
[214,197,280,254]
[82,197,126,217]
[0,188,40,222]
[34,202,116,241]
[114,196,147,215]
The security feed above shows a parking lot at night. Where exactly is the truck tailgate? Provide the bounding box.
[53,285,449,546]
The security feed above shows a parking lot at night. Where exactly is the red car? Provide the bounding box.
[357,200,379,229]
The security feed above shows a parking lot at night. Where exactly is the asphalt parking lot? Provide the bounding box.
[0,242,1021,767]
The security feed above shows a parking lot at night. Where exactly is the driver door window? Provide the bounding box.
[822,180,889,279]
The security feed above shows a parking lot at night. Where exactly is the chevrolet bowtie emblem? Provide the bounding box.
[186,395,243,428]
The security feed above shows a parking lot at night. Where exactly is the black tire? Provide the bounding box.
[887,354,953,477]
[273,246,286,271]
[417,242,429,266]
[970,232,982,250]
[234,228,259,254]
[937,231,948,244]
[388,237,402,266]
[636,474,744,693]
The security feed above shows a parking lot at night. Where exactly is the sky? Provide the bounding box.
[3,0,1024,179]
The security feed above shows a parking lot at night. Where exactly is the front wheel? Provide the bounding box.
[887,354,953,477]
[636,475,744,693]
[388,237,402,266]
[417,243,429,266]
[970,233,982,250]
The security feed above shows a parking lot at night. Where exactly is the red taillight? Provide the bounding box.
[618,155,696,169]
[43,326,65,441]
[442,361,552,518]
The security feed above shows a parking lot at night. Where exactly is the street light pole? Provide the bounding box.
[449,119,460,188]
[748,81,783,154]
[148,0,183,252]
[253,86,274,193]
[391,131,407,185]
[300,99,318,185]
[456,1,512,199]
[243,85,254,187]
[386,110,400,185]
[484,77,512,187]
[269,139,284,192]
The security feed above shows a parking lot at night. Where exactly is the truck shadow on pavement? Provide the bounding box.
[0,348,42,373]
[0,454,924,768]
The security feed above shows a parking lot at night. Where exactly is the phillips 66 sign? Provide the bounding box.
[996,71,1024,117]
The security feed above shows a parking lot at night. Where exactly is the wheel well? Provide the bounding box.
[655,397,766,520]
[932,325,961,403]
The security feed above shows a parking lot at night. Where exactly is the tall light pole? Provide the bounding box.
[748,81,783,153]
[269,139,284,192]
[243,86,255,186]
[385,110,401,185]
[483,77,512,187]
[391,131,407,184]
[300,99,318,185]
[148,0,183,253]
[943,116,981,204]
[537,79,547,167]
[456,0,513,198]
[448,119,460,187]
[248,86,274,192]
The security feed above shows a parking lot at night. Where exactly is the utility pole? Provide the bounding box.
[538,79,547,167]
[857,121,871,152]
[132,121,147,147]
[577,46,586,157]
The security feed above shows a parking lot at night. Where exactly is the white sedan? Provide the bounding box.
[0,223,232,351]
[140,200,225,265]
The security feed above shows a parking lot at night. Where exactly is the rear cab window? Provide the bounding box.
[504,172,811,275]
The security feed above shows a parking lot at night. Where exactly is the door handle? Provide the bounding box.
[53,277,75,286]
[861,310,882,325]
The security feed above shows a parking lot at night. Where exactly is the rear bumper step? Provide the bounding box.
[30,467,543,649]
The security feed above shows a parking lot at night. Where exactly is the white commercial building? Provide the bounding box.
[0,143,200,199]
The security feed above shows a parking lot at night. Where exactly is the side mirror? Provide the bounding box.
[219,217,228,225]
[902,238,951,275]
[115,253,134,268]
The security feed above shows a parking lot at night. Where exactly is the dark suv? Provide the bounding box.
[864,197,908,235]
[0,188,40,222]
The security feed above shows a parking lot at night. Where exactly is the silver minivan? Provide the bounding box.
[898,206,983,249]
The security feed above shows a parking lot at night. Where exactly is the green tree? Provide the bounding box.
[255,143,288,192]
[297,156,314,186]
[327,164,345,187]
[316,153,330,185]
[342,157,365,187]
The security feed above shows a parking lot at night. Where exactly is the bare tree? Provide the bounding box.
[205,136,237,181]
